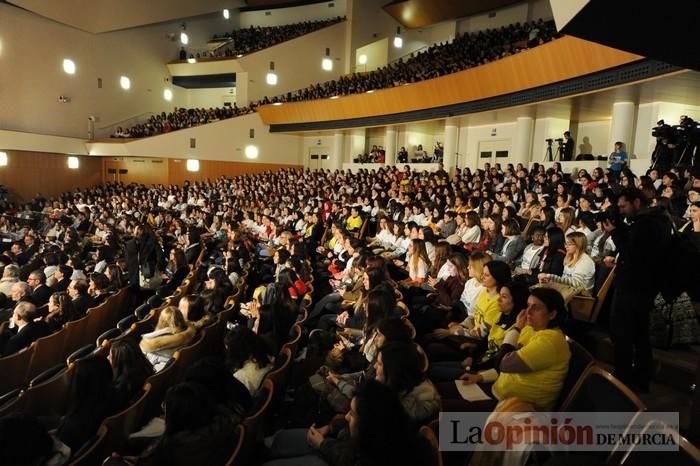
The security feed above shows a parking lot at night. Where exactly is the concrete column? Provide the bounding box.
[512,116,534,166]
[331,132,344,171]
[443,117,459,174]
[347,128,366,163]
[384,126,397,166]
[609,102,636,155]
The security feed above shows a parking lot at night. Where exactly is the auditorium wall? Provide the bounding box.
[573,120,612,157]
[0,3,233,138]
[87,113,304,165]
[456,0,553,35]
[236,21,348,105]
[0,151,103,202]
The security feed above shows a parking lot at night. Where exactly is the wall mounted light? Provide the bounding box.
[0,152,7,167]
[120,76,131,90]
[163,88,173,101]
[393,26,403,48]
[322,48,333,71]
[186,159,200,172]
[358,54,367,65]
[223,8,230,19]
[67,156,79,169]
[63,58,76,74]
[266,61,278,85]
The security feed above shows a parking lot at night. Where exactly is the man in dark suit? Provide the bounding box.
[562,131,575,161]
[184,227,202,264]
[27,270,53,308]
[68,279,94,318]
[52,264,73,292]
[0,301,51,356]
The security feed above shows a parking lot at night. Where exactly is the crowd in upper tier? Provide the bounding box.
[116,19,558,138]
[0,160,698,464]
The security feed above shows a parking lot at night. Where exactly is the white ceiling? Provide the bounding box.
[7,0,245,33]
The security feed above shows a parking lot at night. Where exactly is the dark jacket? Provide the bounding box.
[0,320,51,356]
[612,206,672,291]
[184,243,202,265]
[54,277,72,292]
[30,284,54,307]
[125,236,164,288]
[72,294,95,318]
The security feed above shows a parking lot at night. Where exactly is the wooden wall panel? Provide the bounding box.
[102,158,170,187]
[0,151,103,203]
[258,36,644,126]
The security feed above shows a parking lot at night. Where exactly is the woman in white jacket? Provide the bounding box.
[538,231,595,293]
[139,306,195,372]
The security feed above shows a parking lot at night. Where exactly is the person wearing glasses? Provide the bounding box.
[538,231,595,293]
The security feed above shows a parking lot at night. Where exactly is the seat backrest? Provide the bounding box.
[96,328,122,348]
[200,318,225,356]
[68,424,108,466]
[0,389,25,417]
[102,383,152,454]
[419,425,444,466]
[243,378,274,453]
[612,420,700,466]
[130,310,156,337]
[591,264,616,323]
[264,347,292,405]
[282,324,303,358]
[556,337,595,410]
[224,424,246,466]
[63,315,91,354]
[397,301,410,319]
[563,365,646,413]
[173,332,206,380]
[27,328,67,380]
[24,363,75,417]
[84,300,112,343]
[144,353,180,417]
[0,344,35,394]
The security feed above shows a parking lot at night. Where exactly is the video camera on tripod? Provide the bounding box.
[651,116,700,169]
[543,138,564,162]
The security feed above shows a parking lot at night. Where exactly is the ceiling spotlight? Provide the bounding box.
[223,8,230,19]
[394,26,403,48]
[120,76,131,90]
[63,58,76,74]
[163,88,173,101]
[322,48,333,71]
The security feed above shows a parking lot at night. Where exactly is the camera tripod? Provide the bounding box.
[543,141,562,162]
[675,141,698,169]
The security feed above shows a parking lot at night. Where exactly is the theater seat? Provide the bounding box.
[66,345,96,364]
[96,328,122,347]
[117,314,137,332]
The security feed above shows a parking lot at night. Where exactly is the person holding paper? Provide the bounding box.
[446,288,571,413]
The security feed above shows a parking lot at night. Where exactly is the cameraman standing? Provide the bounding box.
[603,187,672,392]
[562,131,575,161]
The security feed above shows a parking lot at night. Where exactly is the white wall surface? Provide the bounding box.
[187,88,236,108]
[459,122,516,168]
[303,135,335,169]
[0,4,235,138]
[239,0,347,28]
[575,120,611,157]
[86,113,302,164]
[236,22,347,104]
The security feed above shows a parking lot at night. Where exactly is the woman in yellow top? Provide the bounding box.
[345,206,363,232]
[453,287,571,411]
[424,260,511,362]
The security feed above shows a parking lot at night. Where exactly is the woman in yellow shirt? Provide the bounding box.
[441,287,571,412]
[424,260,511,362]
[345,206,363,232]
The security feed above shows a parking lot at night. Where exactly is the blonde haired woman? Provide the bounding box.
[140,306,195,371]
[458,252,492,318]
[538,231,595,293]
[557,207,576,235]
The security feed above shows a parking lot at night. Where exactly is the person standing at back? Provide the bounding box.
[603,187,672,392]
[608,141,628,181]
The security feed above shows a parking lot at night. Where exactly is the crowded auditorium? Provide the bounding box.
[0,0,699,465]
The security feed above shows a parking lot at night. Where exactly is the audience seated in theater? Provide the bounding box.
[68,278,93,318]
[109,339,155,407]
[264,380,436,466]
[140,306,196,372]
[538,231,596,294]
[224,325,274,395]
[0,264,19,297]
[0,301,51,356]
[57,355,124,452]
[178,294,213,331]
[44,291,76,332]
